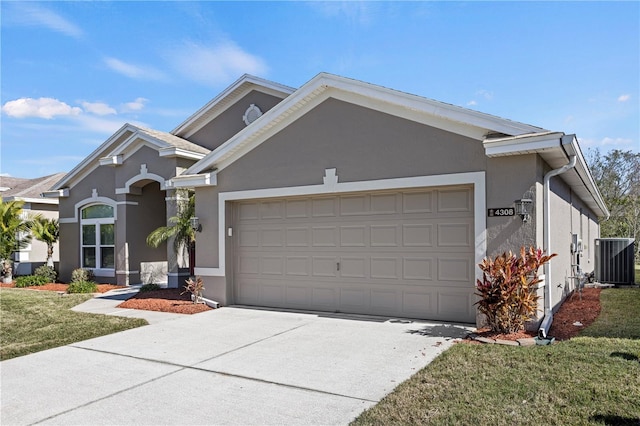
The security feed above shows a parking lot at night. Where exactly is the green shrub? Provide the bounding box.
[475,246,556,334]
[14,275,49,288]
[34,265,57,283]
[139,283,161,292]
[67,281,97,293]
[71,268,95,283]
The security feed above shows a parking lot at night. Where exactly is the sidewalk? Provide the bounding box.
[71,286,189,324]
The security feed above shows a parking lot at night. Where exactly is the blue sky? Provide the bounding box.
[1,1,638,179]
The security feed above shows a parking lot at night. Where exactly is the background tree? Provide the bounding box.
[30,216,60,268]
[146,190,196,271]
[587,149,640,262]
[0,200,32,282]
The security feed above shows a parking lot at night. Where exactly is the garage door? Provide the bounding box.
[233,186,476,322]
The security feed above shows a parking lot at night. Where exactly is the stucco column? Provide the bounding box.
[165,189,190,288]
[115,196,130,286]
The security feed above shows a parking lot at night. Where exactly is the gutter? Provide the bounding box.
[539,141,577,338]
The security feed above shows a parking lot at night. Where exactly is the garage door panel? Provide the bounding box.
[437,223,472,247]
[261,256,284,275]
[437,257,472,282]
[340,257,367,278]
[234,187,475,323]
[340,226,367,247]
[403,257,433,280]
[402,224,433,247]
[402,191,433,214]
[312,256,338,277]
[437,189,472,212]
[312,287,337,306]
[285,199,308,218]
[312,227,337,247]
[286,256,309,276]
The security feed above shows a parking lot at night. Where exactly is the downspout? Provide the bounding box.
[539,154,577,338]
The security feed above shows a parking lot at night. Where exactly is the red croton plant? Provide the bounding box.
[475,246,557,334]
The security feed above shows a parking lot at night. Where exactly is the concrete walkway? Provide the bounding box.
[71,286,190,324]
[2,299,473,425]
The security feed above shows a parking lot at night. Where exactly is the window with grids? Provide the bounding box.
[81,204,115,270]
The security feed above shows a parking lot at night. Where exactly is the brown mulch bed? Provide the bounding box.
[469,287,602,343]
[0,282,125,293]
[117,289,212,314]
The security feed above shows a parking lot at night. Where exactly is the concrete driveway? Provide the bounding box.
[1,306,472,425]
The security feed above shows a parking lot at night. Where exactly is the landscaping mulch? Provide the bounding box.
[117,288,213,314]
[468,287,602,343]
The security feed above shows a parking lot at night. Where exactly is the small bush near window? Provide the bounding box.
[139,283,161,292]
[67,281,97,293]
[475,246,556,334]
[14,275,49,288]
[71,268,95,283]
[34,265,57,283]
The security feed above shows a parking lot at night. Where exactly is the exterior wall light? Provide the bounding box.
[190,216,202,232]
[514,198,534,223]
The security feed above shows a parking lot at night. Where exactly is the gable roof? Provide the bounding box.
[1,172,67,204]
[51,123,210,190]
[184,72,547,176]
[172,74,296,139]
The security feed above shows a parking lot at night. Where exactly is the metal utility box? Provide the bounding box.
[595,238,636,285]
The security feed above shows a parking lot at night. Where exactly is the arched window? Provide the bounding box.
[81,204,115,272]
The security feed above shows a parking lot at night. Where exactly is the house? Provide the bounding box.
[1,172,66,275]
[46,73,609,331]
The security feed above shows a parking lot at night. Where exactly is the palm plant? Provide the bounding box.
[146,190,196,271]
[0,200,32,282]
[30,216,59,268]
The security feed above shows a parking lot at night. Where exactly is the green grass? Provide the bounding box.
[0,288,147,360]
[352,288,640,426]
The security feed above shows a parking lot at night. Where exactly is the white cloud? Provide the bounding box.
[10,3,83,38]
[618,94,631,102]
[80,101,117,116]
[104,57,166,81]
[476,89,494,101]
[120,97,149,113]
[467,100,478,106]
[2,97,82,119]
[167,40,268,87]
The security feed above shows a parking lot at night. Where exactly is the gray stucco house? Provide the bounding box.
[47,73,608,331]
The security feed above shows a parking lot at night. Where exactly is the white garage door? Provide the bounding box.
[233,186,476,322]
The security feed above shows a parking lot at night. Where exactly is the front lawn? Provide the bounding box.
[0,288,147,360]
[353,288,640,425]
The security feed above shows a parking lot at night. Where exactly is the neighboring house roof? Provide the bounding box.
[1,172,66,205]
[51,123,211,191]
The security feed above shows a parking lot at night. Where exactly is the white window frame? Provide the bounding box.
[80,204,115,277]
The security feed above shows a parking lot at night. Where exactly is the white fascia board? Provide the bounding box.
[171,74,296,138]
[561,135,610,218]
[170,172,217,189]
[484,133,565,157]
[158,147,207,160]
[98,155,123,166]
[42,188,69,198]
[4,196,59,205]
